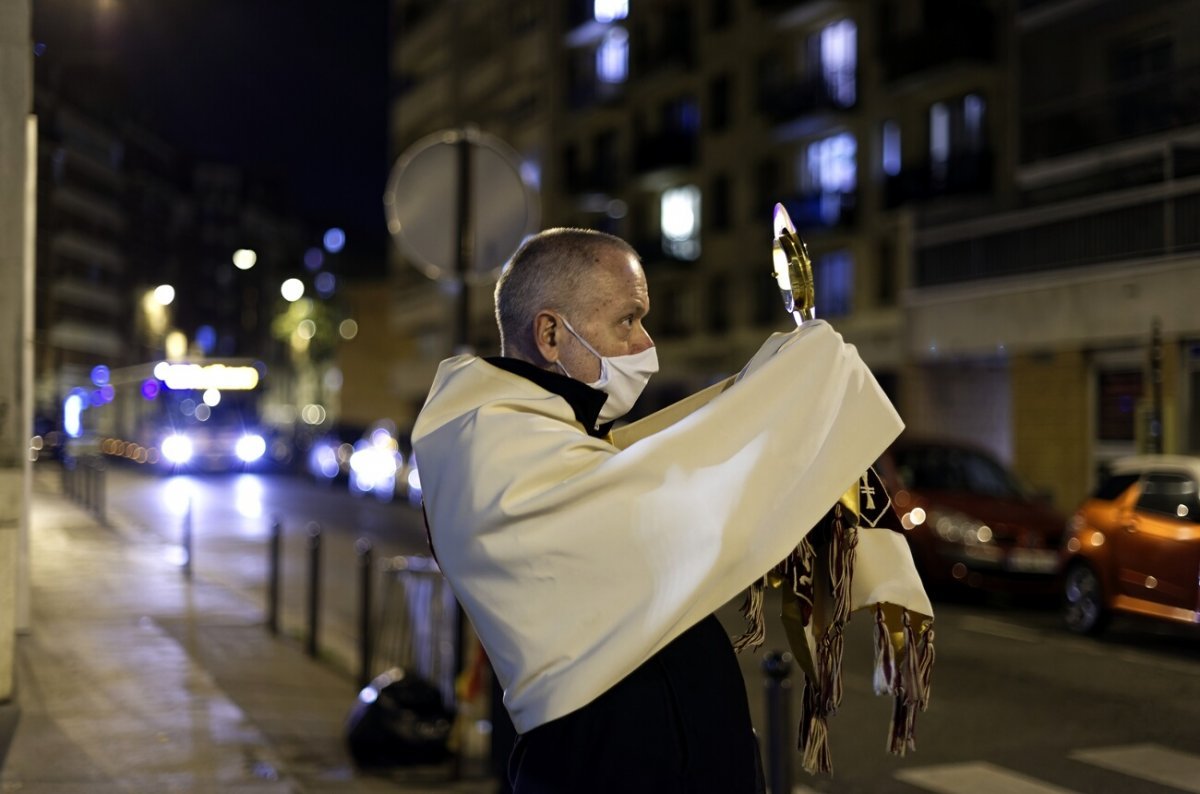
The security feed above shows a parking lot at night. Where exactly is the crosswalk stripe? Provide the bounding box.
[1070,743,1200,793]
[895,762,1080,794]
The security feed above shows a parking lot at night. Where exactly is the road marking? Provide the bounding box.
[1070,743,1200,793]
[957,615,1042,643]
[895,762,1080,793]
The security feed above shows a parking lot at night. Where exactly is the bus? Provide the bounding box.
[95,359,293,473]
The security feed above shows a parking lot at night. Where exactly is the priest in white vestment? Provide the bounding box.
[413,228,931,793]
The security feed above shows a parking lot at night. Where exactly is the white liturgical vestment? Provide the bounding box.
[412,320,918,735]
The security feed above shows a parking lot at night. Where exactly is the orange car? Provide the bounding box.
[1061,455,1200,634]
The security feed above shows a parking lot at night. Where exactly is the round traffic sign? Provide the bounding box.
[383,127,540,284]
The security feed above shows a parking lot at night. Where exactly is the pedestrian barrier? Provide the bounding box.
[762,650,794,794]
[372,554,460,712]
[61,455,107,524]
[306,521,322,657]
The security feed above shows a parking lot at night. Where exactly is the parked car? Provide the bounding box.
[1060,455,1200,635]
[303,423,366,484]
[349,422,406,501]
[876,437,1069,596]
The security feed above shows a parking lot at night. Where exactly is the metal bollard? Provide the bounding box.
[306,522,322,658]
[763,650,794,794]
[267,517,282,635]
[89,459,98,514]
[95,460,106,525]
[182,497,194,580]
[356,538,374,689]
[83,459,93,510]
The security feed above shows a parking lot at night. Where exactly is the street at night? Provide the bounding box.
[88,464,1200,793]
[6,0,1200,791]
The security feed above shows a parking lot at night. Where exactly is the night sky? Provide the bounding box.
[32,0,391,268]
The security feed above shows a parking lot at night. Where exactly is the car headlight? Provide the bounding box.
[161,434,193,464]
[928,508,993,545]
[349,445,399,489]
[235,434,266,463]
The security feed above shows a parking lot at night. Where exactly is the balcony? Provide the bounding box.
[884,150,994,208]
[1020,63,1200,163]
[776,191,857,231]
[879,7,995,84]
[914,188,1200,288]
[566,79,624,111]
[564,163,621,195]
[757,77,853,124]
[632,132,698,175]
[630,11,695,79]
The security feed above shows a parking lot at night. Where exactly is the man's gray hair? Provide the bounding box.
[494,227,638,358]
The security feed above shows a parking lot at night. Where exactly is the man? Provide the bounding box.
[413,228,907,792]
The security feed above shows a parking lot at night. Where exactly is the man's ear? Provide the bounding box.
[533,310,561,365]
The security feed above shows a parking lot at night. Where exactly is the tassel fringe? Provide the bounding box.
[729,476,937,776]
[883,611,936,757]
[797,680,833,775]
[732,578,767,652]
[872,605,896,696]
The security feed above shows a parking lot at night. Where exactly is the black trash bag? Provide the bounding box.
[345,667,455,768]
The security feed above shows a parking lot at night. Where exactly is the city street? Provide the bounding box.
[97,462,1200,793]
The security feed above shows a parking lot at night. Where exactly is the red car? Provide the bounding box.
[1061,455,1200,635]
[876,438,1068,596]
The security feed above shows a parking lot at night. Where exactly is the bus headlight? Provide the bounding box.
[236,434,267,463]
[161,434,193,465]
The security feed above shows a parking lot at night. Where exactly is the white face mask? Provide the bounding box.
[556,316,659,424]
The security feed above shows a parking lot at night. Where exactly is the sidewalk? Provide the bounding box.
[0,469,496,793]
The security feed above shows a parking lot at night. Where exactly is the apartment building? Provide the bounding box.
[906,0,1200,507]
[385,0,1196,509]
[33,76,317,443]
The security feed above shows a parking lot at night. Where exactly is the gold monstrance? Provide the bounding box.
[771,202,815,325]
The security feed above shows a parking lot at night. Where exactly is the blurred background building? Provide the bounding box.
[30,41,358,462]
[18,0,1200,515]
[377,0,1200,513]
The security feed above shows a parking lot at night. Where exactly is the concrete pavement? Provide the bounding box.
[0,467,497,793]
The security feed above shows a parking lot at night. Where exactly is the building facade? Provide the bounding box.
[384,0,1200,511]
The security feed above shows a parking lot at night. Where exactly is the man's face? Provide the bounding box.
[558,248,653,383]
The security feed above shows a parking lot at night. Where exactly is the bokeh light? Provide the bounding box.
[196,325,217,355]
[304,247,324,271]
[297,319,316,340]
[315,271,336,297]
[323,227,346,253]
[154,284,176,305]
[281,278,305,302]
[232,249,257,270]
[165,330,188,360]
[338,319,358,340]
[90,365,110,386]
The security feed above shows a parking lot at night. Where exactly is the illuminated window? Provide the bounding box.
[804,132,856,193]
[594,0,628,23]
[964,93,986,149]
[597,28,629,83]
[930,102,950,168]
[815,250,854,317]
[882,120,901,177]
[820,19,857,108]
[661,185,701,260]
[802,132,856,225]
